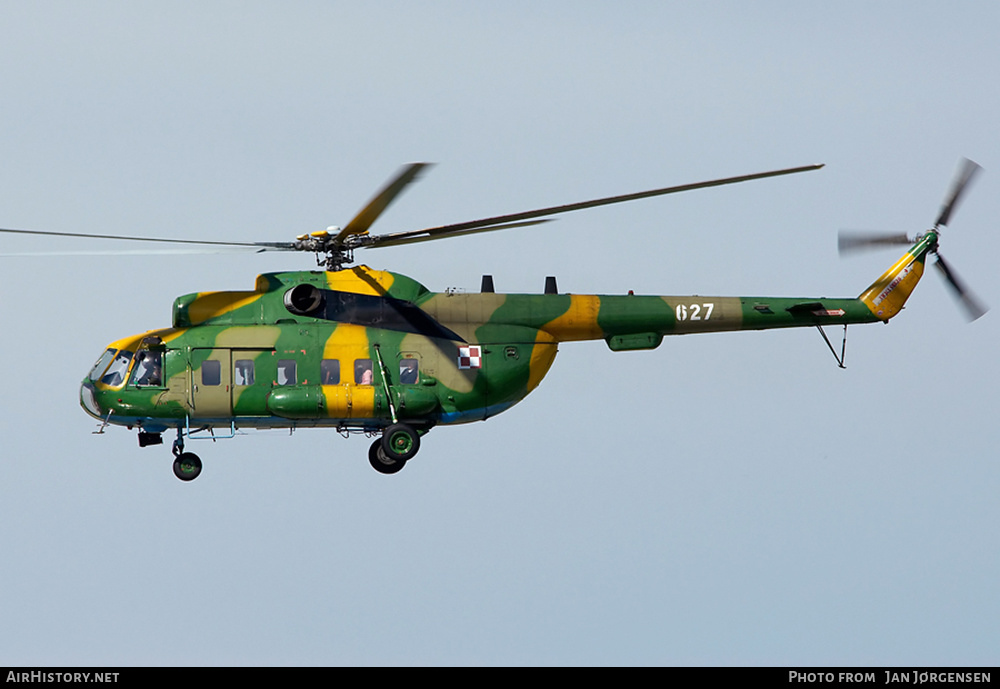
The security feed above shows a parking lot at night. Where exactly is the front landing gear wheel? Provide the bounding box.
[380,423,420,462]
[173,452,203,481]
[369,439,406,475]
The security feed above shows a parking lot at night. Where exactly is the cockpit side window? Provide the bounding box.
[130,350,164,387]
[88,349,117,382]
[100,350,134,387]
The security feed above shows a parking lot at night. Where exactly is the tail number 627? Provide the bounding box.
[675,302,715,321]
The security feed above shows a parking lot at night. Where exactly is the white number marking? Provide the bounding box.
[675,303,715,322]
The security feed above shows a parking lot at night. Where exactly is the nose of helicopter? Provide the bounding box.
[79,380,104,420]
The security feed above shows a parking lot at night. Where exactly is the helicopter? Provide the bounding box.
[1,159,987,480]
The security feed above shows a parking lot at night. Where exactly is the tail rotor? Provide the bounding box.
[839,158,988,322]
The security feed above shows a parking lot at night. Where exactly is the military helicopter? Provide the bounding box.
[1,159,987,480]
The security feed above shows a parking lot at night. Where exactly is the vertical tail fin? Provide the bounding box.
[857,232,938,321]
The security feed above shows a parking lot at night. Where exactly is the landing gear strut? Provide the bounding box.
[172,431,202,481]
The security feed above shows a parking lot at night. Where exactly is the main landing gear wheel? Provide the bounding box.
[173,452,203,481]
[369,439,406,475]
[381,423,420,462]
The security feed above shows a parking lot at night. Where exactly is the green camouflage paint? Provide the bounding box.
[80,237,929,438]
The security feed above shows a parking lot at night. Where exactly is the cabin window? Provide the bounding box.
[399,359,418,384]
[355,359,373,385]
[88,349,117,382]
[277,359,297,386]
[234,359,255,386]
[320,359,340,385]
[131,351,163,387]
[100,350,133,387]
[201,360,221,386]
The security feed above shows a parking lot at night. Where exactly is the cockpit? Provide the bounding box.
[81,336,168,422]
[85,336,166,390]
[89,348,165,389]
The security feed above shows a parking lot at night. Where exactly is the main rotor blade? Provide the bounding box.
[365,219,554,249]
[381,163,824,241]
[935,157,982,228]
[335,162,431,244]
[934,254,988,321]
[838,230,913,255]
[0,247,272,257]
[0,226,296,250]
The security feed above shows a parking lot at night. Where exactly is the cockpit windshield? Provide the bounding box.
[99,350,134,387]
[87,349,117,382]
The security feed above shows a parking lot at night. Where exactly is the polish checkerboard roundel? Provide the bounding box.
[457,345,482,369]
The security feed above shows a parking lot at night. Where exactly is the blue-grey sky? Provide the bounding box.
[0,2,997,666]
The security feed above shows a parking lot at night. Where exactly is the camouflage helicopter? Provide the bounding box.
[1,159,987,480]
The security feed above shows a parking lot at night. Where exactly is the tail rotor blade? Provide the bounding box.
[838,231,912,255]
[934,254,988,321]
[935,157,982,228]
